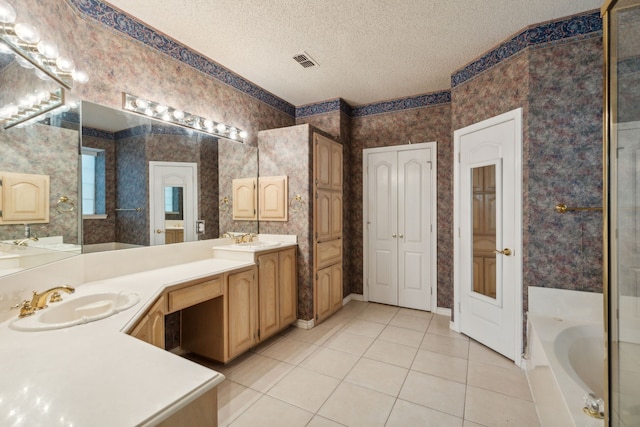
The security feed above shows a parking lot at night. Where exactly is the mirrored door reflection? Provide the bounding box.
[164,186,184,244]
[472,164,497,299]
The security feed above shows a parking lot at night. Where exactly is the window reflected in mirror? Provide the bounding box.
[472,164,497,299]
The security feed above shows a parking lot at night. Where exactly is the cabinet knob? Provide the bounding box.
[392,234,397,238]
[156,229,164,234]
[399,234,404,238]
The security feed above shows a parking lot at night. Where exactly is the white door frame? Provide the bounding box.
[149,161,198,245]
[363,141,438,312]
[452,108,523,367]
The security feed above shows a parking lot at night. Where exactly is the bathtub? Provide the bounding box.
[526,287,605,427]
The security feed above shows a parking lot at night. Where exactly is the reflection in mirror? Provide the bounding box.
[81,102,258,253]
[472,164,497,299]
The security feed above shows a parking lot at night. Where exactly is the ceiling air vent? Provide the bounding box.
[293,52,318,69]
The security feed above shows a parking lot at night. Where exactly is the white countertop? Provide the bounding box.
[0,257,254,427]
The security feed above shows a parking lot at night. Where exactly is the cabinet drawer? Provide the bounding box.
[316,240,342,269]
[168,277,223,312]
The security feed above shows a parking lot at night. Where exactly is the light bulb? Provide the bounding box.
[216,123,226,133]
[144,107,154,117]
[203,119,214,129]
[36,90,50,103]
[161,112,171,121]
[37,40,59,59]
[71,69,89,84]
[55,56,75,73]
[173,109,184,120]
[239,130,248,139]
[0,0,16,24]
[134,98,148,109]
[14,23,40,44]
[155,105,168,114]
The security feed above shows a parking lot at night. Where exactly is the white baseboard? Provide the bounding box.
[343,293,364,305]
[435,307,452,317]
[295,318,315,330]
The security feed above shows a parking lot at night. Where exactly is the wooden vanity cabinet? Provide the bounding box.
[227,268,258,359]
[257,247,297,343]
[130,295,165,349]
[0,171,50,224]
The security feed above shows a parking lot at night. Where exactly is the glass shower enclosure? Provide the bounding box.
[604,0,640,425]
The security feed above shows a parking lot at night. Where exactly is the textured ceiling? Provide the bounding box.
[104,0,602,107]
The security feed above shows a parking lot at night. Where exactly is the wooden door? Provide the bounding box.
[0,172,50,224]
[316,190,332,242]
[315,266,332,323]
[278,248,297,326]
[330,263,343,313]
[258,175,288,221]
[227,269,256,359]
[232,177,257,220]
[314,134,332,189]
[330,142,343,190]
[258,252,280,341]
[330,192,343,240]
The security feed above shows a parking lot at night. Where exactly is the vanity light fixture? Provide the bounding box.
[122,93,248,142]
[0,0,88,89]
[0,87,65,129]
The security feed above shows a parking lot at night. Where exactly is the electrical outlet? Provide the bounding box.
[196,220,205,234]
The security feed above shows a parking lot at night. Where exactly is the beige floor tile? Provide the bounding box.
[258,336,319,365]
[340,319,386,338]
[229,395,313,427]
[464,385,540,427]
[386,399,463,427]
[389,312,431,332]
[182,352,237,376]
[411,349,468,383]
[225,353,294,392]
[428,314,469,340]
[344,357,409,396]
[468,339,519,370]
[356,304,399,324]
[217,380,262,427]
[323,331,375,356]
[421,333,470,359]
[318,382,396,427]
[339,300,369,316]
[378,324,425,347]
[266,366,340,412]
[299,346,360,379]
[399,370,466,417]
[284,323,342,346]
[463,421,487,427]
[397,307,434,319]
[467,361,532,401]
[307,415,347,426]
[364,339,418,368]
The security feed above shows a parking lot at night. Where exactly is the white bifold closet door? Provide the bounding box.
[364,143,436,311]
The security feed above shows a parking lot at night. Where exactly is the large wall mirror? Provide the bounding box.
[0,47,80,276]
[81,101,258,253]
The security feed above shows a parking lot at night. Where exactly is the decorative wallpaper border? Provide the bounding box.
[67,0,296,117]
[351,91,452,117]
[451,10,602,88]
[68,1,601,118]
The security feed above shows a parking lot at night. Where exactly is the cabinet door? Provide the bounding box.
[330,263,343,313]
[130,295,165,349]
[315,266,332,323]
[330,191,342,239]
[232,178,257,220]
[258,252,280,341]
[0,172,50,224]
[228,269,257,359]
[315,190,332,242]
[278,248,297,327]
[314,134,332,189]
[330,142,343,190]
[258,176,288,221]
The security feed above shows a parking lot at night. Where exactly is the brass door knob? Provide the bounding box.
[156,229,164,234]
[495,248,512,256]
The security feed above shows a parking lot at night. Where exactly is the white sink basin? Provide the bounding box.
[232,241,281,249]
[10,291,140,331]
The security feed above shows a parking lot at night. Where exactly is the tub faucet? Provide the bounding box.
[13,236,38,246]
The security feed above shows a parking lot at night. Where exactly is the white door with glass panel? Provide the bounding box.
[454,108,522,363]
[364,143,437,311]
[149,162,197,245]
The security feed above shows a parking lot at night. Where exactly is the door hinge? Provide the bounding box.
[428,161,432,170]
[458,301,461,312]
[430,287,433,295]
[315,273,319,280]
[258,329,261,339]
[458,152,461,163]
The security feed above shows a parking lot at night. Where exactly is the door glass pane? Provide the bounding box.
[472,164,496,299]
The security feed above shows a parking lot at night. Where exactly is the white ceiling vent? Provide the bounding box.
[292,52,318,69]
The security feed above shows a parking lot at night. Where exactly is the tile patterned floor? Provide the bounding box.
[187,301,541,427]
